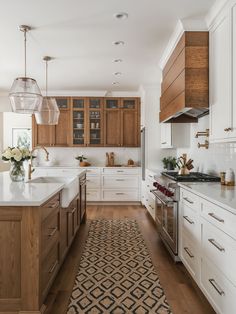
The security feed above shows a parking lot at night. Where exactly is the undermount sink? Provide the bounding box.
[28,176,79,208]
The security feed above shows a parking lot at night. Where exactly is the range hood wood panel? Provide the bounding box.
[160,31,209,123]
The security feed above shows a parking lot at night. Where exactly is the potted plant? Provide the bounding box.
[75,155,91,167]
[162,156,177,171]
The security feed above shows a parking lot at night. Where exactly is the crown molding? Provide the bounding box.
[159,19,208,70]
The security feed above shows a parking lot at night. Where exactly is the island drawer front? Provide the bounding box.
[102,176,139,189]
[102,190,139,201]
[201,199,236,240]
[87,190,100,201]
[201,218,236,286]
[41,242,60,295]
[41,207,60,259]
[86,176,100,188]
[103,168,140,175]
[181,189,200,212]
[200,257,236,314]
[41,193,60,222]
[182,202,198,239]
[181,233,199,281]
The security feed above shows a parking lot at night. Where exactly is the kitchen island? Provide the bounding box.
[0,170,86,314]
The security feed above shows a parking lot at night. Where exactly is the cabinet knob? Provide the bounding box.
[224,127,232,132]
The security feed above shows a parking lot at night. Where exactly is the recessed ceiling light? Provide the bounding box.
[114,12,128,20]
[112,81,119,85]
[114,72,122,76]
[113,59,123,63]
[113,41,125,46]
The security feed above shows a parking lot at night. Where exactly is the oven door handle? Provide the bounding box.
[151,190,176,207]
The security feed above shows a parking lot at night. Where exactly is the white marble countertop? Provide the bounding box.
[35,165,141,169]
[179,182,236,215]
[0,168,86,207]
[0,172,64,206]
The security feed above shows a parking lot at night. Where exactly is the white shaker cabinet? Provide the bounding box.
[210,4,236,142]
[160,123,190,149]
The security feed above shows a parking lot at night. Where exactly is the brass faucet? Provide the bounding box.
[28,146,49,180]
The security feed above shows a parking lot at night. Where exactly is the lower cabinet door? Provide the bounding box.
[87,189,100,201]
[200,257,236,314]
[67,208,76,246]
[60,209,68,260]
[181,233,199,282]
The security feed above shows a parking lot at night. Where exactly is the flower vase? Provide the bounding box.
[9,161,25,182]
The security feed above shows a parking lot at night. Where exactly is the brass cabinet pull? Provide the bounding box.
[48,227,57,237]
[161,142,167,144]
[48,202,59,209]
[224,127,232,132]
[208,212,224,223]
[117,170,124,173]
[116,192,125,195]
[184,247,194,258]
[68,207,76,214]
[183,197,194,204]
[208,238,225,252]
[183,215,194,224]
[49,260,58,274]
[209,279,225,296]
[116,179,125,181]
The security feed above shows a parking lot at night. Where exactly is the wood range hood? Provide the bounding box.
[160,31,209,123]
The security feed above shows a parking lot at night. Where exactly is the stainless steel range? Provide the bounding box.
[151,172,220,261]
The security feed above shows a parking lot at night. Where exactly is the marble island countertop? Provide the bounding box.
[179,182,236,214]
[0,168,86,207]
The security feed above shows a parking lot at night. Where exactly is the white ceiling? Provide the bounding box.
[0,0,215,93]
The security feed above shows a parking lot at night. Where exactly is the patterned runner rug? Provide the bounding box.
[67,219,172,314]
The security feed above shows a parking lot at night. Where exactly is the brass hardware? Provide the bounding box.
[208,279,225,296]
[28,146,49,180]
[183,197,194,204]
[208,238,225,252]
[183,215,194,224]
[208,212,224,223]
[184,247,194,258]
[195,129,209,138]
[198,140,209,149]
[48,227,57,237]
[224,127,232,132]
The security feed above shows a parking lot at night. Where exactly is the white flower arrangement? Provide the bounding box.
[2,147,31,163]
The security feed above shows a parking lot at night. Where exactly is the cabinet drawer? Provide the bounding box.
[87,190,101,201]
[201,199,236,240]
[86,176,100,188]
[41,193,60,222]
[41,207,60,259]
[201,257,236,314]
[86,168,101,175]
[181,189,200,212]
[102,190,139,201]
[41,242,60,294]
[181,233,199,281]
[201,218,236,286]
[103,176,139,189]
[147,194,155,220]
[103,168,140,175]
[181,203,199,240]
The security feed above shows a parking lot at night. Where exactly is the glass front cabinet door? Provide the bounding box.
[87,98,104,146]
[72,98,86,146]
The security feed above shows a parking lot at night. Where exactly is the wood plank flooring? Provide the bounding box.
[44,205,215,314]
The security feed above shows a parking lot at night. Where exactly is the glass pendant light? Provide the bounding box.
[9,25,43,113]
[34,56,60,125]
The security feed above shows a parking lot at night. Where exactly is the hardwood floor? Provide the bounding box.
[45,205,215,314]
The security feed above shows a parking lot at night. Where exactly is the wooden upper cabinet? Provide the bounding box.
[87,98,104,147]
[104,97,140,147]
[160,31,209,123]
[32,97,70,147]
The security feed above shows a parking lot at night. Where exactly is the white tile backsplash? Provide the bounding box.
[35,147,141,167]
[177,115,236,176]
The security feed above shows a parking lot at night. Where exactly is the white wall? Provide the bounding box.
[0,95,12,112]
[142,85,176,171]
[177,115,236,176]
